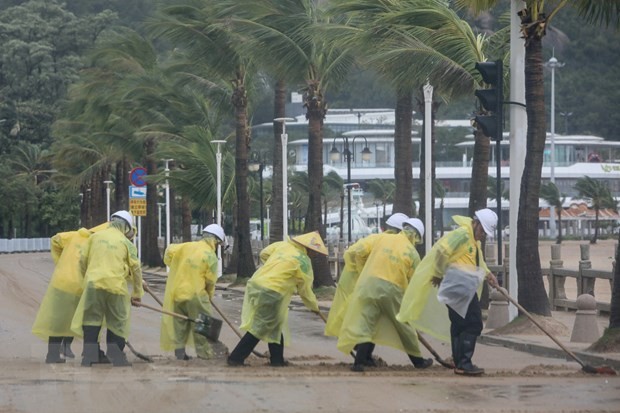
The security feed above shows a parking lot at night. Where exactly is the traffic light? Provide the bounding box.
[474,60,503,141]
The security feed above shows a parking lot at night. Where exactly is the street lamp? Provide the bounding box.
[560,111,573,135]
[211,140,227,277]
[163,159,173,270]
[274,117,295,240]
[248,152,265,241]
[103,180,113,220]
[545,55,564,238]
[329,134,372,243]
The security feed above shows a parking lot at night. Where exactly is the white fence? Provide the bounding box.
[0,238,51,253]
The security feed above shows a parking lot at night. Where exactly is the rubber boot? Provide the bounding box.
[175,348,192,361]
[365,343,377,367]
[61,337,75,359]
[45,336,66,364]
[409,355,433,369]
[351,342,373,372]
[81,326,101,367]
[106,330,132,367]
[227,332,260,366]
[268,335,287,367]
[454,333,484,376]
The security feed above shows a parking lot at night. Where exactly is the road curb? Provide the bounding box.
[479,334,620,370]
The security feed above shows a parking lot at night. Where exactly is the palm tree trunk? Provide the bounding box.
[557,207,563,244]
[592,209,600,244]
[394,90,414,216]
[516,26,551,316]
[304,80,333,287]
[232,73,256,279]
[609,231,620,328]
[115,157,130,211]
[468,129,491,216]
[143,137,163,267]
[270,79,285,243]
[181,196,192,242]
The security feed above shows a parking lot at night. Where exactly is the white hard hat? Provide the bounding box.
[474,208,498,237]
[385,213,409,230]
[110,210,133,227]
[203,224,225,242]
[403,218,424,238]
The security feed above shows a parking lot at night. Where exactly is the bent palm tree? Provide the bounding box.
[540,182,565,244]
[574,176,616,244]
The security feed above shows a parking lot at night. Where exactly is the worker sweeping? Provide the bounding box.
[227,231,327,367]
[324,212,408,366]
[337,218,432,372]
[71,210,143,367]
[31,222,108,363]
[397,208,499,376]
[160,224,224,360]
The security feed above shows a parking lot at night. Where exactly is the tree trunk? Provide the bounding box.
[181,196,192,242]
[556,207,563,244]
[270,79,285,243]
[393,90,414,216]
[143,138,163,267]
[592,209,599,244]
[115,157,130,211]
[609,233,620,329]
[468,129,491,216]
[304,80,333,287]
[232,72,256,279]
[516,23,551,316]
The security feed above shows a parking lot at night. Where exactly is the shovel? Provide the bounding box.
[211,300,269,358]
[138,302,222,342]
[416,332,454,369]
[495,287,616,375]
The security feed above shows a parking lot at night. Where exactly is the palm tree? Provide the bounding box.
[540,182,565,244]
[457,0,620,316]
[574,176,616,244]
[147,0,258,278]
[367,179,395,224]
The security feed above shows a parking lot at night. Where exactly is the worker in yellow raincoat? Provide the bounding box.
[160,224,224,360]
[227,231,327,367]
[324,212,408,366]
[31,222,108,363]
[337,218,433,372]
[71,210,143,367]
[397,209,499,376]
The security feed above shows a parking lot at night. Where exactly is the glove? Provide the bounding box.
[431,276,442,287]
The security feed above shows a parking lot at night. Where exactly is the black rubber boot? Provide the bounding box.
[81,326,101,367]
[227,332,260,366]
[351,342,373,372]
[106,330,132,367]
[45,337,66,364]
[268,335,287,367]
[409,355,433,369]
[61,337,75,359]
[454,333,484,376]
[175,348,192,361]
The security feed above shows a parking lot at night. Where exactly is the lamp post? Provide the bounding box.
[545,55,564,239]
[274,117,295,240]
[249,153,265,240]
[211,140,226,277]
[560,111,573,135]
[423,82,434,253]
[330,134,372,243]
[103,180,113,220]
[163,159,173,270]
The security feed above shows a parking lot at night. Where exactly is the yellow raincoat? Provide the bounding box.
[31,224,107,340]
[160,238,218,357]
[70,225,143,339]
[324,233,384,337]
[336,231,422,356]
[240,239,319,345]
[397,216,489,342]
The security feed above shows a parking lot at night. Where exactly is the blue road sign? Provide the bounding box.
[130,167,147,187]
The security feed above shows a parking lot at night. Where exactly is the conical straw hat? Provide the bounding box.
[292,231,328,255]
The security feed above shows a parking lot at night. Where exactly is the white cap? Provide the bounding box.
[110,210,133,227]
[385,213,409,230]
[403,218,424,238]
[474,208,498,237]
[203,224,225,242]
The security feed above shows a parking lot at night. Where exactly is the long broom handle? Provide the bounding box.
[495,287,585,368]
[211,300,243,339]
[139,301,193,322]
[143,282,164,306]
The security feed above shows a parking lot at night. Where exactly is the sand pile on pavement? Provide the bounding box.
[487,314,570,336]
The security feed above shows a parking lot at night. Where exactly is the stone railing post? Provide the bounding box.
[486,289,509,329]
[579,244,593,296]
[570,294,601,343]
[549,244,565,301]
